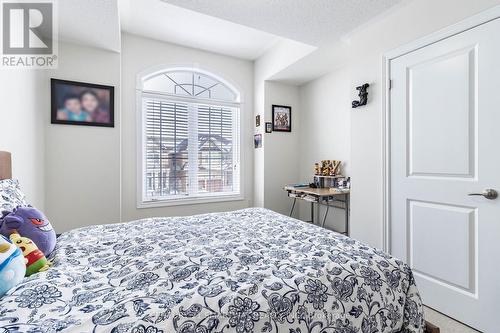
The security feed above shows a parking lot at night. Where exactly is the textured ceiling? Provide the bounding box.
[119,0,281,60]
[59,0,121,52]
[161,0,403,46]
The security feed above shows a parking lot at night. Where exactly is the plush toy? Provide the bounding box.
[0,206,56,256]
[10,233,50,276]
[0,235,26,297]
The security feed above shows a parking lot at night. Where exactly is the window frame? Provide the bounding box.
[136,67,244,208]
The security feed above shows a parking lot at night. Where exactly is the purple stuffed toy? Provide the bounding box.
[0,207,56,256]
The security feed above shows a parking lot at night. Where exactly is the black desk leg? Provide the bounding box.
[289,197,297,217]
[311,202,314,224]
[321,205,330,228]
[345,194,350,236]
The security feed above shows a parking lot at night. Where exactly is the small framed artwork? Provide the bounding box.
[256,114,261,127]
[265,122,272,133]
[272,105,291,132]
[51,78,114,127]
[254,134,262,148]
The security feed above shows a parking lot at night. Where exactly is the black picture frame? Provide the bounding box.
[51,78,115,128]
[256,114,261,127]
[265,122,272,133]
[272,105,291,132]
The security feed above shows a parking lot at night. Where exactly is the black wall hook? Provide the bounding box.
[352,83,369,108]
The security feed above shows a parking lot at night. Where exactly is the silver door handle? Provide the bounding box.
[468,189,498,200]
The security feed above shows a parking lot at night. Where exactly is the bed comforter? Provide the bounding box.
[0,208,424,333]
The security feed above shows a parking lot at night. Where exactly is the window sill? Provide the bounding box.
[137,194,245,209]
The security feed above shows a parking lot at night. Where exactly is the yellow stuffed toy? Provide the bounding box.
[10,233,50,276]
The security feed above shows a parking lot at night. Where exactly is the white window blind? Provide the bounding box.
[142,97,240,202]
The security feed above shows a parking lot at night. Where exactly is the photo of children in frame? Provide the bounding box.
[51,79,114,127]
[272,105,291,132]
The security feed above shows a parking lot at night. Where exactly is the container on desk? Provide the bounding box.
[313,175,344,188]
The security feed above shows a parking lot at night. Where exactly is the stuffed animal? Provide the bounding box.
[10,233,50,276]
[0,206,56,256]
[0,235,26,297]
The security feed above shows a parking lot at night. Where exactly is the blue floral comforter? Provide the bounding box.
[0,208,424,333]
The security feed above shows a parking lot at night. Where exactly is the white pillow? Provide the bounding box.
[0,179,28,213]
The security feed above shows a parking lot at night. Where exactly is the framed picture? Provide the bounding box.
[272,105,291,132]
[51,78,114,127]
[254,134,262,148]
[256,114,261,127]
[265,122,272,133]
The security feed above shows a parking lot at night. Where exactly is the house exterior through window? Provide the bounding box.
[138,68,241,206]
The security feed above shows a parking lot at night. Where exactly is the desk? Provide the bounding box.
[284,186,350,235]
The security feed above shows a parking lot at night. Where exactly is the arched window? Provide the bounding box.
[137,67,241,205]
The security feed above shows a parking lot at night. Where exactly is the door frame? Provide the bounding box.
[381,4,500,252]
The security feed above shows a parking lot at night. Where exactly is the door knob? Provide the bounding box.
[468,189,498,200]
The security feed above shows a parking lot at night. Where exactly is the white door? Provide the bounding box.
[390,18,500,332]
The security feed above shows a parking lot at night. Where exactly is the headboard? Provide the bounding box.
[0,151,12,180]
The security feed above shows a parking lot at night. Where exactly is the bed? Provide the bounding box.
[0,152,425,333]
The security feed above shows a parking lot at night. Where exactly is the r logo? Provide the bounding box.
[2,2,53,54]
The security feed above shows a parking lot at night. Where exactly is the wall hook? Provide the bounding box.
[352,83,369,108]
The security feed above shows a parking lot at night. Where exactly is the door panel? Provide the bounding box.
[408,200,476,293]
[408,46,476,178]
[390,17,500,332]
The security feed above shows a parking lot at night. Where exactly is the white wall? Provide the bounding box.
[7,34,255,232]
[6,0,498,243]
[0,70,46,210]
[45,42,121,232]
[296,0,500,248]
[297,71,352,230]
[19,34,255,232]
[121,33,254,221]
[263,81,300,216]
[253,39,315,207]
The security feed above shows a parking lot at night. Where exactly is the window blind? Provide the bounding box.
[143,97,240,202]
